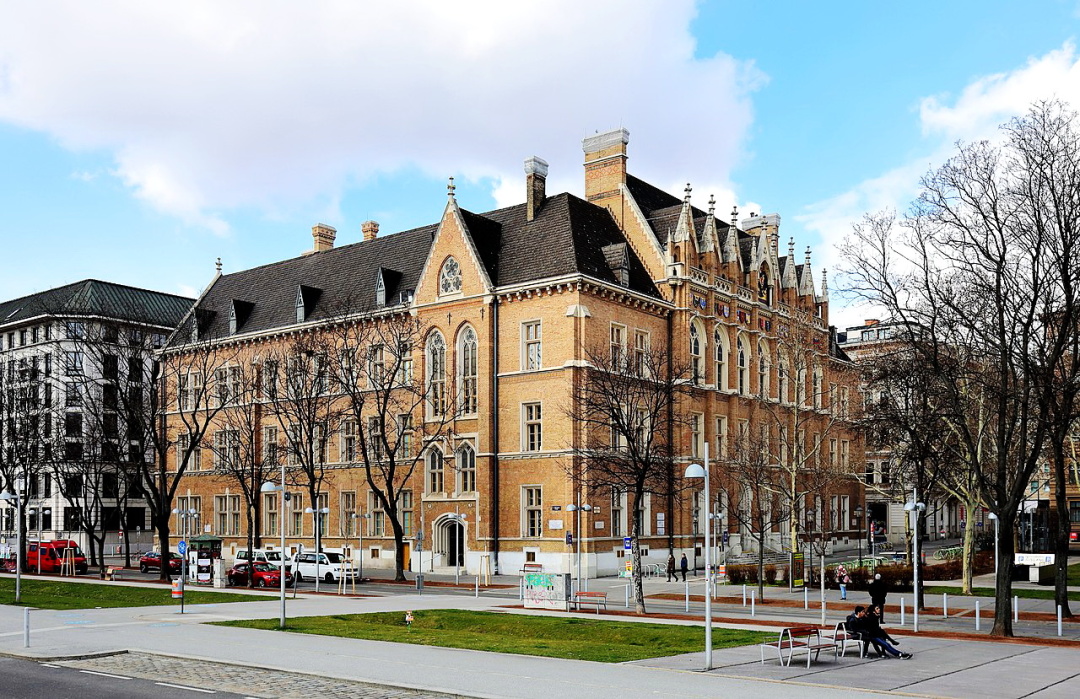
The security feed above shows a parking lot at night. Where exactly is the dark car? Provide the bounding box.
[139,551,183,574]
[227,562,293,588]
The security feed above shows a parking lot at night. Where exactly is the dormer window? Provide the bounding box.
[439,257,462,295]
[295,285,321,323]
[376,275,386,306]
[295,287,305,322]
[229,300,254,335]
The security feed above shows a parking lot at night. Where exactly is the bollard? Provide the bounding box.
[821,599,826,626]
[475,576,479,598]
[900,597,905,626]
[1014,596,1018,624]
[625,584,630,609]
[23,607,29,649]
[943,593,948,619]
[685,581,690,612]
[519,577,523,601]
[1058,605,1063,637]
[804,587,808,610]
[976,600,981,631]
[742,584,747,606]
[751,590,756,617]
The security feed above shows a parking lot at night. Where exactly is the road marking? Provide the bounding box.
[79,670,132,680]
[41,663,60,668]
[155,682,215,693]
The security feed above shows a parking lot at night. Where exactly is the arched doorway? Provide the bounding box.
[436,516,466,567]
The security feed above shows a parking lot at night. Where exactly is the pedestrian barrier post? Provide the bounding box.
[475,576,479,598]
[975,601,981,631]
[900,597,905,626]
[685,581,690,612]
[1013,596,1018,624]
[1058,605,1063,637]
[23,607,29,648]
[804,587,808,610]
[742,584,746,606]
[821,598,826,626]
[751,590,756,617]
[625,584,630,608]
[943,593,948,619]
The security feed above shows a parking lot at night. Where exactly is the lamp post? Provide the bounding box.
[260,467,288,629]
[904,491,926,633]
[853,505,864,568]
[987,512,999,581]
[684,441,712,670]
[304,505,330,593]
[446,512,467,585]
[350,512,370,582]
[1,491,22,602]
[564,503,591,592]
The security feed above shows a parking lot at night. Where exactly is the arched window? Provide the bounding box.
[757,340,770,397]
[689,322,703,385]
[777,351,790,404]
[439,256,462,295]
[426,331,446,417]
[457,443,476,493]
[426,447,444,494]
[813,367,824,408]
[457,326,478,415]
[714,327,729,391]
[737,336,750,395]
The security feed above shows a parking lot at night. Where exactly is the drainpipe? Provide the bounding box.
[490,296,501,574]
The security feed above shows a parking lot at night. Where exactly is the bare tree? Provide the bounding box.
[565,340,692,614]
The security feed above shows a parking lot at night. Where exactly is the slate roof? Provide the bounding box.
[182,191,661,343]
[0,279,193,331]
[626,175,733,247]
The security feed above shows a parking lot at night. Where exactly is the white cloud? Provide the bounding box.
[798,41,1080,330]
[0,1,763,230]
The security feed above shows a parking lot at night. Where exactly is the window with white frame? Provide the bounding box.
[689,322,703,385]
[263,425,279,466]
[367,416,383,461]
[214,494,241,536]
[426,448,444,494]
[288,493,304,536]
[840,440,850,470]
[830,495,839,530]
[635,493,652,536]
[394,340,413,386]
[368,344,386,387]
[340,420,357,462]
[691,413,703,459]
[177,432,201,472]
[523,402,542,451]
[777,352,790,404]
[610,323,626,367]
[523,321,541,371]
[215,365,240,406]
[315,492,328,537]
[633,330,649,376]
[457,442,476,493]
[716,416,728,458]
[611,487,626,537]
[438,256,462,295]
[841,495,850,530]
[459,326,478,414]
[399,489,414,536]
[524,487,543,537]
[213,429,240,469]
[398,413,413,457]
[262,360,279,399]
[736,336,749,395]
[757,339,770,397]
[65,350,83,375]
[341,491,357,536]
[426,332,446,417]
[812,367,824,408]
[714,327,728,391]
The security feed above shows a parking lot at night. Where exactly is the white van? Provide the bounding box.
[235,549,292,566]
[294,551,353,583]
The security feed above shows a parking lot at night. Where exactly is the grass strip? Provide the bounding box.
[215,609,770,662]
[924,585,1080,602]
[0,576,269,609]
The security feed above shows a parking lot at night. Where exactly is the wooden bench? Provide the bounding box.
[105,566,124,581]
[520,563,544,575]
[759,626,839,667]
[824,620,864,658]
[573,590,608,613]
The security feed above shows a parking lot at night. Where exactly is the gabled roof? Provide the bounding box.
[0,279,193,330]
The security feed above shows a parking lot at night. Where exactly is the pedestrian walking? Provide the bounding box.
[868,572,887,622]
[837,564,850,600]
[679,553,689,582]
[666,553,676,582]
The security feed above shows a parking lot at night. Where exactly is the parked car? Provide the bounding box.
[26,540,88,574]
[139,551,183,574]
[235,549,291,567]
[226,561,293,588]
[293,551,353,583]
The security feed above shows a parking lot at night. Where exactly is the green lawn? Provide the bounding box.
[1069,563,1080,587]
[924,585,1080,602]
[0,577,269,609]
[215,609,770,663]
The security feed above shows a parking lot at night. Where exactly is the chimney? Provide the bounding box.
[312,223,336,252]
[362,220,380,241]
[865,319,880,326]
[583,128,629,202]
[524,156,548,222]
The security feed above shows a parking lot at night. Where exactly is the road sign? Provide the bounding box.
[177,540,187,555]
[623,537,632,550]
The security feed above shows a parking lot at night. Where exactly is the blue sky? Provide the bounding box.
[2,1,1079,329]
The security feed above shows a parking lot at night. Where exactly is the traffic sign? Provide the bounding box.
[623,536,632,550]
[177,540,187,555]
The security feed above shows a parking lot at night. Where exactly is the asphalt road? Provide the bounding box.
[0,656,253,699]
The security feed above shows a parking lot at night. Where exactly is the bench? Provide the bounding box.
[573,591,608,613]
[759,626,839,668]
[105,566,124,581]
[824,620,864,658]
[521,563,544,575]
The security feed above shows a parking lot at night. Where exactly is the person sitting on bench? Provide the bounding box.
[863,606,911,659]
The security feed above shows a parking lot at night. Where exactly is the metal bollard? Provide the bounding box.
[625,584,630,609]
[23,607,29,648]
[804,587,808,610]
[1058,605,1063,637]
[519,577,523,601]
[751,590,756,617]
[1014,596,1018,624]
[821,599,826,626]
[943,593,948,619]
[975,601,981,631]
[900,597,905,626]
[475,576,479,598]
[742,584,747,606]
[685,581,690,612]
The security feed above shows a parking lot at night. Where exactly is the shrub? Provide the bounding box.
[727,564,754,584]
[764,564,778,584]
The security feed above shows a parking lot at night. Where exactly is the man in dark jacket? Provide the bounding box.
[846,606,887,657]
[867,573,888,621]
[679,554,689,581]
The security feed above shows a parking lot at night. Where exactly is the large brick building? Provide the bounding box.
[163,129,863,577]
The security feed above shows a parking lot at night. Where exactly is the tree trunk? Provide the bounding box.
[961,509,977,595]
[991,518,1015,637]
[391,516,407,582]
[632,508,646,614]
[1052,454,1073,617]
[156,514,173,583]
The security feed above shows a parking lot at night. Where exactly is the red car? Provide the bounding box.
[139,551,183,574]
[227,562,293,588]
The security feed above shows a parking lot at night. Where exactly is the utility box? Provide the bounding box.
[1029,563,1054,585]
[212,559,226,588]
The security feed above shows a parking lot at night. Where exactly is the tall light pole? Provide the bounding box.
[304,505,330,593]
[261,465,288,629]
[565,503,592,592]
[684,441,711,670]
[350,511,370,582]
[447,512,467,584]
[904,490,926,633]
[987,512,999,580]
[854,505,864,568]
[1,491,22,602]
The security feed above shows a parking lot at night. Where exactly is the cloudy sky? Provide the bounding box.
[2,1,1079,329]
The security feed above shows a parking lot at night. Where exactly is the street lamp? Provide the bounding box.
[260,475,288,629]
[684,441,712,671]
[350,512,371,582]
[304,505,330,593]
[853,505,864,568]
[446,512,467,584]
[904,492,926,633]
[1,491,22,602]
[564,503,592,592]
[987,512,999,580]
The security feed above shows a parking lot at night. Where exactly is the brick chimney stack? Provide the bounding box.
[524,156,548,222]
[312,223,337,252]
[583,128,630,203]
[362,220,380,241]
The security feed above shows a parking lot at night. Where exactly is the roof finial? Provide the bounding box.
[821,268,829,292]
[708,194,716,216]
[447,176,456,199]
[730,206,738,228]
[215,257,222,273]
[788,237,795,258]
[683,182,692,204]
[805,246,812,266]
